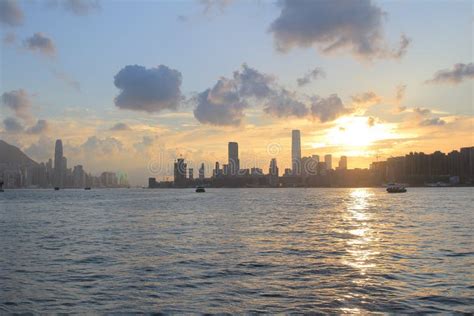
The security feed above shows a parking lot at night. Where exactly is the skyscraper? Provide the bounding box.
[174,158,187,187]
[324,154,332,170]
[291,130,301,176]
[199,163,205,180]
[269,158,279,187]
[54,139,63,187]
[228,142,239,176]
[338,156,347,170]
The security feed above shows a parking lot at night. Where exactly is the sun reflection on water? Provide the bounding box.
[341,189,380,275]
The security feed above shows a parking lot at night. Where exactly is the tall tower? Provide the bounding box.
[54,139,63,187]
[228,142,239,176]
[325,154,332,170]
[339,156,347,170]
[291,130,301,176]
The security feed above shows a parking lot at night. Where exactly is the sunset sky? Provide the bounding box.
[1,0,473,185]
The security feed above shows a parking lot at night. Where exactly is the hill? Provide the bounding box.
[0,140,38,167]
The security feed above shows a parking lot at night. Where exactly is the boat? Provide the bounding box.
[84,187,91,190]
[386,183,407,193]
[0,180,3,192]
[195,186,206,193]
[54,187,60,191]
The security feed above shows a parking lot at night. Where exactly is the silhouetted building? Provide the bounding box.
[338,156,348,170]
[447,150,461,177]
[460,146,474,182]
[73,165,85,188]
[54,139,63,187]
[302,156,318,177]
[324,154,332,170]
[174,158,187,187]
[269,158,279,187]
[188,168,194,180]
[213,161,221,177]
[228,142,239,176]
[199,163,205,180]
[292,130,301,176]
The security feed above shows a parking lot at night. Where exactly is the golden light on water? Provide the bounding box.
[342,189,380,275]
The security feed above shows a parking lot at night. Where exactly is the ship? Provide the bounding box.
[386,183,407,193]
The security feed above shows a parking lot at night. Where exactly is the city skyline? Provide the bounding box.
[1,0,473,186]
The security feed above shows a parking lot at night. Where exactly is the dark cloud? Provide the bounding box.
[413,107,431,116]
[420,117,446,126]
[114,64,182,113]
[26,119,49,134]
[0,0,23,26]
[269,0,410,60]
[24,32,56,57]
[3,117,23,133]
[310,94,352,122]
[233,64,274,99]
[193,79,247,126]
[110,122,131,131]
[263,89,308,118]
[2,89,32,120]
[296,67,325,86]
[47,0,100,15]
[426,63,474,84]
[51,69,81,92]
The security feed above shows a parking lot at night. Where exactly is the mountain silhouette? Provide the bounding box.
[0,140,38,167]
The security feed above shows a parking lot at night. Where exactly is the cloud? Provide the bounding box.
[200,0,233,14]
[426,63,474,84]
[420,117,446,126]
[193,79,247,126]
[367,116,375,127]
[3,117,23,133]
[114,64,183,113]
[233,64,274,99]
[47,0,100,15]
[296,67,325,86]
[269,0,410,60]
[0,0,23,26]
[24,136,55,161]
[263,89,308,118]
[81,136,123,155]
[51,69,81,92]
[133,135,156,152]
[351,91,382,108]
[3,32,16,44]
[26,119,49,134]
[395,84,406,102]
[2,89,32,120]
[24,33,56,57]
[110,122,131,131]
[413,107,431,116]
[310,94,352,122]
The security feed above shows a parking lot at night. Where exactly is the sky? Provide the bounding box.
[1,0,473,185]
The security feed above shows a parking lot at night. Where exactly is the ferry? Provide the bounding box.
[54,187,60,191]
[84,187,91,190]
[195,186,206,193]
[386,183,407,193]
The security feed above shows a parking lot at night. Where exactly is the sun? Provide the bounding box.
[324,116,394,148]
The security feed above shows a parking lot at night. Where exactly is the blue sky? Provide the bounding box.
[1,0,473,184]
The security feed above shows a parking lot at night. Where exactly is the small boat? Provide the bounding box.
[84,187,91,190]
[386,183,407,193]
[195,186,206,193]
[54,187,60,191]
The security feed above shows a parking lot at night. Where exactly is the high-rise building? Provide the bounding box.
[54,139,63,187]
[213,161,221,177]
[312,155,320,163]
[174,158,187,187]
[188,168,194,180]
[199,163,205,180]
[338,156,347,170]
[269,158,279,187]
[324,154,332,170]
[73,165,85,188]
[292,130,301,176]
[228,142,239,176]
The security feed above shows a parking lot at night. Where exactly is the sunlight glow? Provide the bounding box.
[324,116,396,148]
